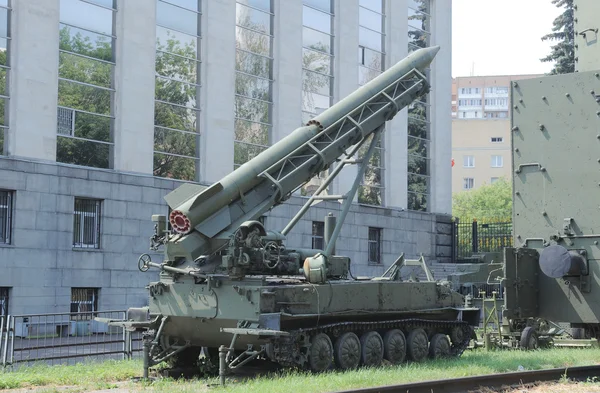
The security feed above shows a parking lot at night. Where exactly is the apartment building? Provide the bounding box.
[451,74,541,193]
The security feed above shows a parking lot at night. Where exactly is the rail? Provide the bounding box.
[332,364,600,393]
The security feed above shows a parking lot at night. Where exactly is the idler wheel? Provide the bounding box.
[360,331,384,367]
[383,329,406,364]
[406,328,429,362]
[428,334,451,359]
[334,332,361,370]
[309,333,333,372]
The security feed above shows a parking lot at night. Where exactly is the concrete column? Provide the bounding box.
[332,0,359,200]
[271,0,302,143]
[7,0,60,161]
[384,0,409,209]
[113,0,156,174]
[199,0,236,184]
[429,0,452,214]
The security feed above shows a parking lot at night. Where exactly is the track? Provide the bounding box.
[332,365,600,393]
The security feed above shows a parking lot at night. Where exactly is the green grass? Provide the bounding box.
[1,348,600,392]
[0,359,141,391]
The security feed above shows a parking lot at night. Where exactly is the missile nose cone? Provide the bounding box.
[411,45,441,71]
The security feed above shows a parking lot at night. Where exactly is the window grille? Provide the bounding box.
[0,190,12,244]
[73,198,101,249]
[368,227,382,264]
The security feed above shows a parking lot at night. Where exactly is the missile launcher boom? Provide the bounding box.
[101,46,479,377]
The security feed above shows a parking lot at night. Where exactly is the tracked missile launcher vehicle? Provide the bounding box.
[100,46,479,376]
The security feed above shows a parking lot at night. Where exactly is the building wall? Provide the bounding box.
[0,0,455,316]
[451,74,542,194]
[451,119,512,193]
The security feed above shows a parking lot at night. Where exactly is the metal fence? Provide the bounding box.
[0,310,143,368]
[453,218,513,261]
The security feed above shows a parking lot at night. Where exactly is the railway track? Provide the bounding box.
[333,365,600,393]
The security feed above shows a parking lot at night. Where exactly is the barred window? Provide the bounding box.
[0,287,8,317]
[312,221,324,250]
[73,198,102,249]
[368,227,382,264]
[0,190,12,244]
[70,288,98,320]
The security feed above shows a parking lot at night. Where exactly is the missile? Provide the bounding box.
[167,45,440,255]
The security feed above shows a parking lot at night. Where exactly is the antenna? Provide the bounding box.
[470,61,475,76]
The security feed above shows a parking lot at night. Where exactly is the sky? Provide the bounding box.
[452,0,563,77]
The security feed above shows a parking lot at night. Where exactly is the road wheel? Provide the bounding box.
[360,331,384,367]
[406,328,429,362]
[429,334,451,359]
[383,329,406,364]
[309,333,333,372]
[334,332,361,370]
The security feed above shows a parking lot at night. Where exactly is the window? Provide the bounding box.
[302,0,333,124]
[70,288,98,320]
[463,155,474,167]
[73,198,102,249]
[491,155,503,168]
[491,137,503,143]
[368,227,382,264]
[407,0,431,212]
[491,177,499,184]
[311,221,324,250]
[154,0,201,180]
[357,0,385,206]
[0,2,10,155]
[56,0,117,169]
[0,287,8,317]
[463,178,474,190]
[301,0,334,196]
[0,190,12,244]
[234,0,273,170]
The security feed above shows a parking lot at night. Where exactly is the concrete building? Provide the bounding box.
[0,0,453,317]
[451,74,541,193]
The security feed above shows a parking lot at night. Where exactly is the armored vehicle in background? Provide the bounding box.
[101,46,479,376]
[449,0,600,349]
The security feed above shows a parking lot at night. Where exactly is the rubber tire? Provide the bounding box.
[383,329,406,365]
[519,326,539,350]
[406,328,429,362]
[428,334,451,359]
[309,333,333,372]
[360,331,384,367]
[334,332,361,370]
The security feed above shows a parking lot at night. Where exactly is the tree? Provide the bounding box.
[153,30,200,181]
[0,48,7,154]
[356,54,384,206]
[452,177,512,221]
[540,0,574,75]
[406,0,431,211]
[56,24,203,179]
[233,13,273,169]
[56,26,113,168]
[299,38,334,196]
